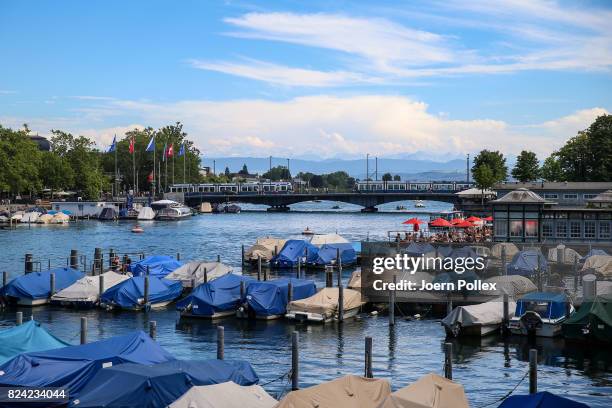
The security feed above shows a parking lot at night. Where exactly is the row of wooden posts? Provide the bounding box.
[12,311,541,394]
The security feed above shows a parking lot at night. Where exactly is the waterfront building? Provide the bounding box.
[491,187,612,244]
[494,182,612,207]
[49,201,120,218]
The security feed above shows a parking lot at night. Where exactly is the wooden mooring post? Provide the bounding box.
[291,331,299,390]
[99,274,105,298]
[240,280,245,299]
[288,282,293,302]
[501,246,507,276]
[176,252,180,261]
[149,321,157,340]
[204,268,208,284]
[80,317,88,344]
[94,248,102,275]
[389,275,396,326]
[144,271,150,307]
[444,342,453,380]
[241,245,245,265]
[2,271,7,288]
[529,349,538,394]
[364,336,373,378]
[16,311,23,325]
[502,294,509,336]
[257,256,262,281]
[217,326,225,360]
[49,273,56,297]
[338,255,344,322]
[70,249,79,270]
[25,253,33,274]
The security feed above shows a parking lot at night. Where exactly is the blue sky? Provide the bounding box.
[1,0,610,159]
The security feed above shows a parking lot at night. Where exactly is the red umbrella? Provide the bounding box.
[483,216,493,221]
[429,218,453,228]
[454,220,474,228]
[450,218,465,225]
[466,216,482,222]
[402,217,425,225]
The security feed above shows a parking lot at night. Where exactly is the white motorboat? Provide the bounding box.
[415,200,425,208]
[137,206,156,220]
[21,211,41,223]
[286,287,364,323]
[508,292,574,337]
[156,206,191,220]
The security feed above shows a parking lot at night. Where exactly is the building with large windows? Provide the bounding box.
[494,182,612,207]
[491,187,612,243]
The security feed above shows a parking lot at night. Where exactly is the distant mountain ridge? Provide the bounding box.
[201,156,470,181]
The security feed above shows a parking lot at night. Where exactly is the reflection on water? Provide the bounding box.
[0,202,610,406]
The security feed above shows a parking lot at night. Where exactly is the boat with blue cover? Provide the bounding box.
[0,331,175,402]
[238,278,317,319]
[69,359,258,408]
[0,267,83,306]
[508,292,574,337]
[507,250,548,277]
[0,320,69,364]
[270,240,319,268]
[310,243,356,267]
[100,276,183,310]
[498,391,588,408]
[176,273,255,319]
[128,255,183,278]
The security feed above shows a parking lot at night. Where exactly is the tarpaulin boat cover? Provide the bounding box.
[287,288,364,319]
[246,278,316,316]
[176,274,255,316]
[313,243,356,266]
[563,293,612,342]
[0,267,83,300]
[547,244,581,264]
[165,261,233,287]
[21,211,41,223]
[491,243,519,260]
[0,321,69,364]
[0,331,175,397]
[276,375,391,408]
[309,233,349,246]
[271,240,319,268]
[507,250,548,277]
[245,238,287,261]
[98,207,117,220]
[51,271,130,303]
[100,276,182,309]
[347,270,361,289]
[449,246,479,261]
[128,255,183,278]
[436,245,453,258]
[442,299,516,329]
[498,391,589,408]
[580,249,608,262]
[69,360,258,408]
[170,381,277,408]
[433,270,478,286]
[137,206,156,220]
[581,255,612,278]
[515,292,569,320]
[405,242,436,258]
[481,275,537,297]
[379,373,469,408]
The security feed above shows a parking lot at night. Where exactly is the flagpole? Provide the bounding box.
[152,135,156,197]
[183,144,186,184]
[132,137,136,195]
[114,134,117,197]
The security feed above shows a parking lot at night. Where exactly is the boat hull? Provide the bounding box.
[181,309,236,319]
[286,306,361,323]
[17,297,49,306]
[508,318,565,337]
[443,323,500,337]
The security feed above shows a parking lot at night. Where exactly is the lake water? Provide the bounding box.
[1,200,610,407]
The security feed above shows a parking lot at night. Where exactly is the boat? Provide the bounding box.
[396,205,406,210]
[0,320,69,365]
[98,207,118,221]
[176,273,255,318]
[332,205,341,209]
[119,208,140,219]
[563,293,612,342]
[127,255,183,278]
[276,375,391,408]
[310,243,356,267]
[131,225,144,233]
[73,360,258,408]
[379,373,469,408]
[415,200,425,208]
[50,212,70,224]
[507,250,548,277]
[51,270,130,308]
[165,261,233,288]
[137,206,156,220]
[156,205,192,220]
[10,211,24,222]
[508,292,574,337]
[199,202,213,213]
[36,213,54,224]
[100,276,183,310]
[0,331,175,397]
[302,227,315,235]
[547,244,581,265]
[480,275,537,298]
[20,211,41,223]
[581,255,612,278]
[224,204,241,214]
[270,240,319,268]
[170,381,277,408]
[0,267,83,306]
[286,287,364,323]
[237,278,316,320]
[498,391,589,408]
[244,237,287,264]
[442,300,517,337]
[309,233,349,246]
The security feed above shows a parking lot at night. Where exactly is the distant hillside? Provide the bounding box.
[202,157,468,181]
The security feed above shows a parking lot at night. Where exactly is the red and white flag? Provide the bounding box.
[167,144,174,158]
[129,136,135,154]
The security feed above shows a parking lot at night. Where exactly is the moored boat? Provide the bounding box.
[563,293,612,342]
[0,267,83,306]
[508,292,574,337]
[100,276,183,311]
[51,270,130,308]
[286,287,364,323]
[442,300,516,337]
[137,206,156,220]
[237,278,316,320]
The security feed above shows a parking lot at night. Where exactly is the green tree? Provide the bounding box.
[540,155,563,182]
[472,164,496,204]
[224,166,230,177]
[39,151,74,194]
[310,174,324,188]
[393,175,401,181]
[382,172,393,182]
[263,166,291,181]
[555,132,590,181]
[0,125,42,195]
[511,150,540,182]
[585,114,612,181]
[238,164,249,175]
[472,150,508,186]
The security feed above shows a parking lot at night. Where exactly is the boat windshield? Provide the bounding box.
[516,301,551,319]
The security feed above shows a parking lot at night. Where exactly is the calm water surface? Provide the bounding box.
[1,200,610,407]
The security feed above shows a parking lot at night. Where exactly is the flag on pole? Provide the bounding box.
[129,136,135,154]
[167,144,174,158]
[107,136,117,153]
[146,136,155,152]
[162,142,167,162]
[177,143,185,157]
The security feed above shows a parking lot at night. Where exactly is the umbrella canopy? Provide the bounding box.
[429,218,453,228]
[466,216,481,222]
[453,221,474,228]
[402,217,425,225]
[450,218,465,225]
[483,215,493,221]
